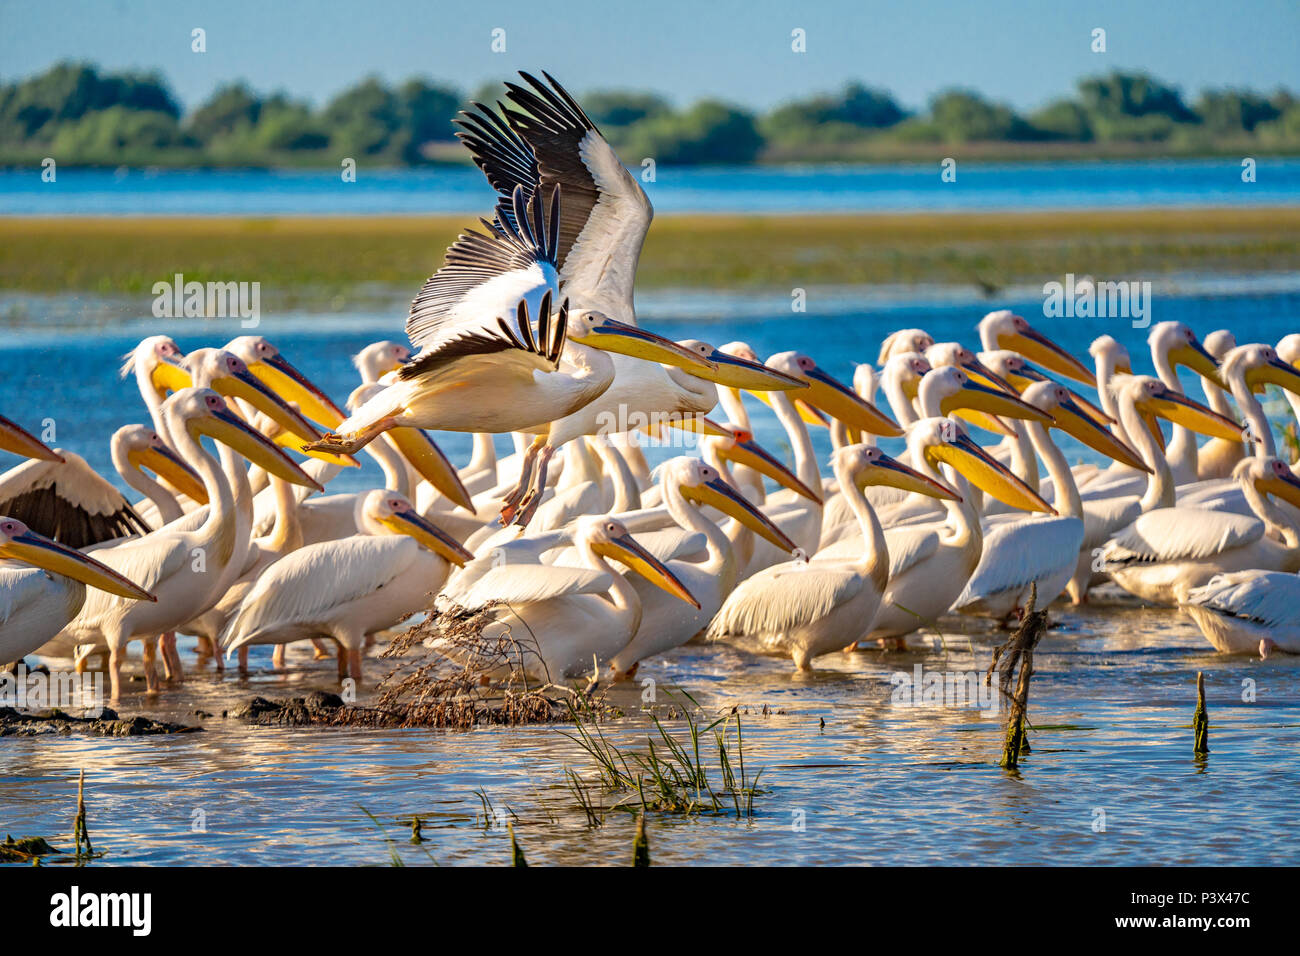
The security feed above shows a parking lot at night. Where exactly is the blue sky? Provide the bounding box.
[3,0,1298,113]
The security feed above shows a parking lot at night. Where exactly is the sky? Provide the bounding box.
[2,0,1298,114]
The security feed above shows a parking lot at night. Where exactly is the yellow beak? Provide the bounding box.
[1246,356,1300,397]
[947,379,1055,425]
[192,407,322,490]
[750,391,829,427]
[720,435,822,503]
[0,415,62,462]
[799,364,902,437]
[597,531,701,608]
[128,443,211,505]
[698,348,808,391]
[150,358,194,397]
[859,453,961,501]
[1002,327,1093,385]
[1146,391,1243,442]
[249,353,346,429]
[1005,362,1114,426]
[1050,396,1151,473]
[212,367,322,445]
[0,530,155,602]
[1170,340,1226,390]
[380,510,473,565]
[928,432,1056,514]
[572,319,717,374]
[656,414,735,439]
[387,427,476,514]
[682,476,798,552]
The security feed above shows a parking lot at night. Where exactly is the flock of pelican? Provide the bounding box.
[3,72,1299,702]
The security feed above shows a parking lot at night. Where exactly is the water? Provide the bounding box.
[4,158,1300,216]
[2,287,1299,865]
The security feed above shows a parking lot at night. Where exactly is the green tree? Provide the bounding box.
[186,83,262,144]
[581,91,671,128]
[397,78,461,162]
[323,77,404,157]
[1029,100,1093,141]
[1078,72,1196,122]
[1194,89,1281,134]
[928,89,1034,142]
[622,100,763,164]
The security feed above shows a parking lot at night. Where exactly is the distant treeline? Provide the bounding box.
[2,61,1298,168]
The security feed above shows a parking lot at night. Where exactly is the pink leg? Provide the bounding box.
[272,644,286,669]
[108,646,123,702]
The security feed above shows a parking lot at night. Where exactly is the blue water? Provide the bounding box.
[3,158,1299,216]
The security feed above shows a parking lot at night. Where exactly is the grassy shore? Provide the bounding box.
[3,207,1299,311]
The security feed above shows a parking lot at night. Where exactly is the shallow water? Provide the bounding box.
[2,287,1300,865]
[2,589,1296,866]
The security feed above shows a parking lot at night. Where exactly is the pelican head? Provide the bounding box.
[176,348,322,447]
[1235,456,1300,510]
[886,352,932,402]
[833,444,959,500]
[1089,334,1133,373]
[576,514,700,609]
[674,339,806,392]
[921,365,1054,432]
[878,328,934,365]
[1018,380,1150,472]
[661,456,798,552]
[1205,330,1238,362]
[1126,376,1243,442]
[226,335,346,429]
[166,388,321,490]
[910,417,1055,514]
[113,424,210,504]
[979,310,1092,384]
[924,341,1017,394]
[703,423,821,502]
[0,516,155,601]
[357,489,473,565]
[0,414,62,462]
[765,351,902,437]
[1149,321,1224,389]
[123,335,189,397]
[353,340,412,383]
[1227,343,1300,397]
[567,309,717,374]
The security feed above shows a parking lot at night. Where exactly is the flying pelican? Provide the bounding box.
[53,389,320,700]
[221,489,473,682]
[1181,570,1300,655]
[708,444,959,671]
[1101,455,1300,606]
[1,518,154,666]
[607,455,799,679]
[309,188,716,517]
[432,515,699,684]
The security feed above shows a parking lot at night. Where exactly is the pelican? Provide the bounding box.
[1102,455,1300,606]
[838,418,1054,647]
[708,444,959,671]
[1,518,154,666]
[1181,571,1300,655]
[607,455,799,679]
[432,515,699,684]
[1195,330,1244,480]
[111,426,210,526]
[1144,321,1226,485]
[221,489,473,682]
[52,389,319,699]
[977,310,1094,384]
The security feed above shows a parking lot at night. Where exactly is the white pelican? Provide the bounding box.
[845,418,1054,647]
[1144,321,1226,484]
[951,381,1110,620]
[353,341,411,385]
[221,489,472,682]
[111,425,210,526]
[1102,455,1300,606]
[53,389,319,699]
[1,518,154,665]
[708,444,959,671]
[1181,571,1300,655]
[607,455,799,678]
[977,310,1094,384]
[432,515,699,684]
[1195,330,1244,480]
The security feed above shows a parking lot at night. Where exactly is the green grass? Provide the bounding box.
[3,207,1299,313]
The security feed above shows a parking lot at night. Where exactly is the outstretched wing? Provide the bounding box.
[402,184,566,378]
[476,72,652,324]
[0,452,150,548]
